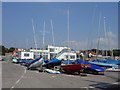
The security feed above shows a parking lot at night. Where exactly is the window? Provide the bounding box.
[43,55,48,60]
[37,52,40,55]
[49,48,54,52]
[70,55,75,59]
[65,55,68,59]
[45,53,48,55]
[24,53,29,57]
[65,55,75,59]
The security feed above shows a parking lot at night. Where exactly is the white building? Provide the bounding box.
[30,49,50,60]
[20,45,76,60]
[47,45,68,59]
[47,45,76,60]
[20,52,34,59]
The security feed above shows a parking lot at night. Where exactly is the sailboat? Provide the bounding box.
[60,9,90,74]
[89,59,119,68]
[42,58,62,69]
[60,60,91,74]
[42,20,62,69]
[89,16,119,69]
[26,19,43,70]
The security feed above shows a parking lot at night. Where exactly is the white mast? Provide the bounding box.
[96,13,101,59]
[86,6,97,58]
[50,19,55,46]
[103,17,107,58]
[42,21,46,58]
[108,26,113,58]
[50,19,56,58]
[26,39,28,50]
[43,21,45,51]
[40,21,47,59]
[67,9,70,60]
[32,19,37,50]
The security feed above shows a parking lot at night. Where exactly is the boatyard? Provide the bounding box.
[1,1,120,90]
[0,56,119,89]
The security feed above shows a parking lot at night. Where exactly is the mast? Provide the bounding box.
[103,17,107,58]
[32,19,37,50]
[26,39,28,50]
[108,26,113,58]
[96,13,101,59]
[67,9,70,60]
[50,19,55,46]
[50,19,56,58]
[86,6,96,59]
[40,21,47,59]
[42,21,46,59]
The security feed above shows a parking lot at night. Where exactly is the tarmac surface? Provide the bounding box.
[1,57,120,90]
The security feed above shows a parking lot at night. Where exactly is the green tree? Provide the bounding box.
[91,49,97,53]
[8,47,15,52]
[0,45,8,55]
[113,49,120,56]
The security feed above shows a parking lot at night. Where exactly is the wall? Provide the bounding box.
[21,52,34,59]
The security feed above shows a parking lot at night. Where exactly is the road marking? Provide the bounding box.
[89,86,95,88]
[10,67,26,90]
[112,82,120,84]
[81,87,88,88]
[36,71,39,73]
[64,75,77,77]
[52,76,55,78]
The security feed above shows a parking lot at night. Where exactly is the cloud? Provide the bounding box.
[63,40,88,50]
[107,31,116,38]
[61,31,118,50]
[94,37,107,44]
[93,31,118,49]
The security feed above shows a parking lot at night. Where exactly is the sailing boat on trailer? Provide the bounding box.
[26,19,43,70]
[42,20,62,69]
[89,17,119,68]
[60,9,90,74]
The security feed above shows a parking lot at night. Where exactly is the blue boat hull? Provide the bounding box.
[89,59,119,68]
[43,58,62,69]
[76,59,105,74]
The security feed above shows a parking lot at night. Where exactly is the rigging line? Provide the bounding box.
[43,21,45,51]
[96,13,102,59]
[86,6,97,58]
[26,39,28,50]
[51,19,55,46]
[50,19,56,58]
[67,9,70,60]
[104,17,108,57]
[88,6,97,50]
[32,19,37,50]
[42,21,46,58]
[39,21,47,59]
[108,26,113,58]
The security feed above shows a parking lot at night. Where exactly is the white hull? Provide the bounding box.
[44,69,61,74]
[29,59,43,68]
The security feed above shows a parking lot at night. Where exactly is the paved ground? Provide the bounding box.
[1,58,120,90]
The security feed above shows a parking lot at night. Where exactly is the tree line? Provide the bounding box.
[0,45,119,57]
[0,45,15,55]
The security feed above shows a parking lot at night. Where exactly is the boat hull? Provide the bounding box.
[76,59,105,74]
[43,61,62,69]
[60,64,90,72]
[28,60,43,69]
